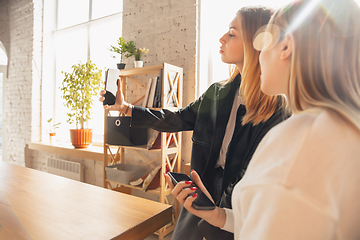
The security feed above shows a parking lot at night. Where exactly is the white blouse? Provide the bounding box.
[222,109,360,240]
[216,90,243,169]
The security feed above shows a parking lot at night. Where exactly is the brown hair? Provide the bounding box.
[224,7,287,125]
[271,0,360,130]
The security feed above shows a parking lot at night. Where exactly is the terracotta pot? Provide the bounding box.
[70,129,93,148]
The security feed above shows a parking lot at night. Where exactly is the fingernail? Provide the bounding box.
[190,187,197,190]
[191,169,195,173]
[185,181,193,184]
[192,193,198,198]
[163,173,166,178]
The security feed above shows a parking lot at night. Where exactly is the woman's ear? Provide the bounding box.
[280,34,293,60]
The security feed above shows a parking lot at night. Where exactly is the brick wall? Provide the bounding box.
[1,0,41,165]
[122,0,198,165]
[122,0,197,104]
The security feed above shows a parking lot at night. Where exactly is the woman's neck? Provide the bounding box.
[236,63,243,75]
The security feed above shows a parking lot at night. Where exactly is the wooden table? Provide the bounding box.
[0,161,172,240]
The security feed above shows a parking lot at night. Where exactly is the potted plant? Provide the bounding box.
[60,59,102,148]
[109,37,136,69]
[47,118,61,144]
[132,47,149,68]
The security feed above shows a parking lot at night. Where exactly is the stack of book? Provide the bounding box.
[142,70,178,108]
[142,76,161,108]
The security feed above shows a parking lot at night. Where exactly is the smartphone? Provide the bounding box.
[103,69,120,106]
[167,172,215,210]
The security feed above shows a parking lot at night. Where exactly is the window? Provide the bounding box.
[198,0,360,96]
[43,0,123,144]
[0,46,7,65]
[0,43,7,150]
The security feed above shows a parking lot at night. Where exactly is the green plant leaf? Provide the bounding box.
[60,59,102,129]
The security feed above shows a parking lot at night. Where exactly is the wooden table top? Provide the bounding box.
[0,161,172,240]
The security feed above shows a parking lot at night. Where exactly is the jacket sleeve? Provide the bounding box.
[130,95,202,132]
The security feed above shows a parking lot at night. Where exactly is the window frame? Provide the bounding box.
[42,0,123,145]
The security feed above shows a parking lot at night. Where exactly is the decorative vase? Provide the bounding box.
[117,63,126,69]
[49,132,56,144]
[70,129,93,148]
[134,61,143,68]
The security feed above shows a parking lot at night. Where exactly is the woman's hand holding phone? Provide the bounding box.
[164,170,227,229]
[99,72,132,115]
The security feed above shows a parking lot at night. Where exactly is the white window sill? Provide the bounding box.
[28,141,104,162]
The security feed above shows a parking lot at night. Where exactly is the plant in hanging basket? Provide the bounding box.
[60,59,102,148]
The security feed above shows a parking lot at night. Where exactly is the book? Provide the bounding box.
[147,77,157,108]
[142,78,153,107]
[152,76,159,108]
[153,73,162,108]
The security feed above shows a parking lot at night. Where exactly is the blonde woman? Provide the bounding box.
[101,6,288,240]
[166,0,360,239]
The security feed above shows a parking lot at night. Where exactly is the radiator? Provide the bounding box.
[47,158,84,182]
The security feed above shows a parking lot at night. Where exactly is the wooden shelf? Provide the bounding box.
[105,144,180,153]
[103,63,183,240]
[106,179,173,195]
[118,64,163,76]
[105,144,161,151]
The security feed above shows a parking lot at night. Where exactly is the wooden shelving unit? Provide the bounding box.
[103,63,183,239]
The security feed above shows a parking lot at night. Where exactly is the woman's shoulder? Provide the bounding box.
[210,74,241,89]
[267,108,344,136]
[249,108,360,178]
[261,109,320,143]
[201,76,240,100]
[246,109,342,171]
[239,110,341,185]
[284,108,359,143]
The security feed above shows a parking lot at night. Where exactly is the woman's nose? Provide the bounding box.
[219,34,226,44]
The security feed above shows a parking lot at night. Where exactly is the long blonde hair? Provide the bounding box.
[224,7,287,125]
[271,0,360,130]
